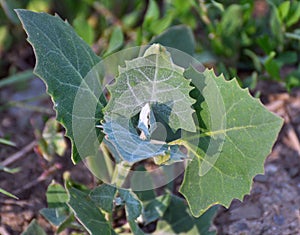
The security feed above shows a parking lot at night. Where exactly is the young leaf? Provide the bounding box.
[104,44,196,133]
[16,10,105,163]
[103,44,196,163]
[66,184,116,235]
[103,116,168,163]
[179,68,283,217]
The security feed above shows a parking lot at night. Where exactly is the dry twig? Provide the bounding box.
[0,141,36,167]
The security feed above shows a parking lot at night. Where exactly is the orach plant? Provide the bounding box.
[17,10,283,235]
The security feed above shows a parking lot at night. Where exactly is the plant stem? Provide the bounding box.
[0,70,34,89]
[6,100,54,114]
[0,140,36,167]
[100,143,115,181]
[111,161,132,188]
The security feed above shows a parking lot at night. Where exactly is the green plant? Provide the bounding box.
[185,0,300,89]
[17,9,283,235]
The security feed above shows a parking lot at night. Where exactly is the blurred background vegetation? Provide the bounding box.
[1,0,300,92]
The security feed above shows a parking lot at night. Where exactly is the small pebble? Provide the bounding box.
[236,222,248,231]
[265,164,278,174]
[273,214,285,226]
[254,174,268,183]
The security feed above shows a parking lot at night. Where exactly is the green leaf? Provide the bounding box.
[150,25,195,55]
[287,72,300,91]
[148,11,174,35]
[46,182,68,208]
[0,0,21,24]
[0,138,16,147]
[278,1,290,20]
[90,184,117,213]
[276,51,298,65]
[104,116,186,163]
[104,44,196,132]
[103,44,195,163]
[211,0,224,12]
[179,68,283,217]
[0,165,20,174]
[142,194,171,224]
[16,10,104,164]
[56,213,76,234]
[119,189,143,221]
[143,0,160,28]
[26,0,51,12]
[73,15,95,45]
[128,220,145,235]
[40,207,69,227]
[40,182,72,230]
[286,1,300,27]
[105,26,124,56]
[0,187,18,199]
[264,52,281,80]
[244,49,262,72]
[256,35,276,54]
[89,186,144,234]
[219,4,243,37]
[154,196,218,235]
[66,184,116,235]
[39,117,67,161]
[103,116,168,163]
[269,3,284,44]
[21,219,47,235]
[118,189,144,235]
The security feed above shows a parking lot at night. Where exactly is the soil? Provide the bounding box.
[1,59,300,234]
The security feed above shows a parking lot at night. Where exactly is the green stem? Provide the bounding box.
[100,143,115,181]
[0,70,34,89]
[111,161,132,188]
